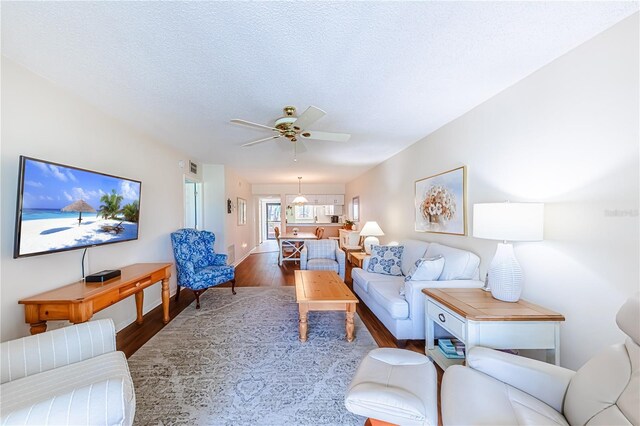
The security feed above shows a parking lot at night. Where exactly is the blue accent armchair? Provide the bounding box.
[170,229,236,309]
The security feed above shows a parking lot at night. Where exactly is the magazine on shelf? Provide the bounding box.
[437,339,465,359]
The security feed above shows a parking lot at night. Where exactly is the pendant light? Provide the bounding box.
[292,177,309,204]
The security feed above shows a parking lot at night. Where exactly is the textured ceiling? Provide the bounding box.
[2,2,637,184]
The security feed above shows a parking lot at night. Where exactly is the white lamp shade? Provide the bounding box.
[473,203,544,242]
[360,221,385,237]
[292,195,309,204]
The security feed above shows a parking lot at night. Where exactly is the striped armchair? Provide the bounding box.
[0,319,135,425]
[300,239,346,280]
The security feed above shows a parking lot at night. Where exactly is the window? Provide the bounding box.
[294,205,314,220]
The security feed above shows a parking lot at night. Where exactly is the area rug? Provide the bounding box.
[128,287,377,425]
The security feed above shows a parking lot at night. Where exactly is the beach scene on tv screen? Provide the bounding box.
[17,158,141,256]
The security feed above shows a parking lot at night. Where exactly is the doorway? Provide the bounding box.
[184,178,203,229]
[265,203,281,240]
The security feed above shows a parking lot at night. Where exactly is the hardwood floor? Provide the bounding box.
[116,251,443,422]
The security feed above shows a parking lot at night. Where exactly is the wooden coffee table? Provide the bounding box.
[294,270,359,342]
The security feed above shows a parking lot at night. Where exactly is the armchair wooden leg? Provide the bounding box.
[193,290,203,309]
[231,278,236,295]
[175,285,181,302]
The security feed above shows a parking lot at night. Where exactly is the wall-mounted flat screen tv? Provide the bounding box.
[14,156,142,258]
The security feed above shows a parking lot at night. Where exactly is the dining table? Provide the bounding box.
[278,232,318,266]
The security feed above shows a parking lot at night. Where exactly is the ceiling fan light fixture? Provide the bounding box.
[293,177,308,204]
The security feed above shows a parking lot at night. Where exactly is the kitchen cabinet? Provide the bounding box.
[284,194,345,206]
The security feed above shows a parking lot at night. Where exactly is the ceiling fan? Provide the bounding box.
[231,106,351,150]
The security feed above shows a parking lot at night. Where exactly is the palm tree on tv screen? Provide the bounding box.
[122,200,139,223]
[99,189,123,220]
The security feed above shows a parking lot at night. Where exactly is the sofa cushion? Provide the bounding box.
[369,281,409,319]
[399,240,430,276]
[425,243,480,280]
[442,365,568,426]
[1,351,135,423]
[367,245,404,276]
[307,258,339,273]
[352,268,404,293]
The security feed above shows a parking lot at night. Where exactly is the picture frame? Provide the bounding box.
[237,197,247,225]
[415,166,467,235]
[352,196,360,222]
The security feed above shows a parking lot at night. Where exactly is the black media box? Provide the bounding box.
[85,269,121,283]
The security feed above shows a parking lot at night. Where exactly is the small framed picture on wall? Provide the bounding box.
[237,197,247,225]
[352,196,360,222]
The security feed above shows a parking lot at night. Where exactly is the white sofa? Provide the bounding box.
[441,293,640,425]
[0,319,135,426]
[351,239,484,340]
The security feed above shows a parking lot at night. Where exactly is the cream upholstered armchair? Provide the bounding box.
[300,239,346,280]
[442,293,640,425]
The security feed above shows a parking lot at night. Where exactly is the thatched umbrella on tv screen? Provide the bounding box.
[61,199,96,226]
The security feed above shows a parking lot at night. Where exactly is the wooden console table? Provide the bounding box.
[423,288,565,369]
[19,263,172,335]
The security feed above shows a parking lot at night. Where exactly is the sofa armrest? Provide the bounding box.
[361,255,371,271]
[467,347,575,412]
[213,253,228,266]
[300,246,308,269]
[1,377,130,426]
[0,319,116,384]
[404,279,484,320]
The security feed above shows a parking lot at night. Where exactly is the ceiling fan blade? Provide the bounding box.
[299,130,351,142]
[241,135,281,147]
[292,106,326,131]
[231,119,280,132]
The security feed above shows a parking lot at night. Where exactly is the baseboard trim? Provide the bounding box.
[234,251,252,267]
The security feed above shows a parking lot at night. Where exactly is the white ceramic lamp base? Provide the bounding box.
[488,243,523,302]
[363,236,380,254]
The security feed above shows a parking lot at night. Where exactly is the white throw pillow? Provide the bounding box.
[400,255,445,296]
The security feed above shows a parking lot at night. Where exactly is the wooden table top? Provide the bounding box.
[295,270,358,304]
[19,263,172,304]
[281,232,318,240]
[423,288,564,322]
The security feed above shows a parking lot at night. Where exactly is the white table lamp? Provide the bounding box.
[360,221,385,254]
[473,202,544,302]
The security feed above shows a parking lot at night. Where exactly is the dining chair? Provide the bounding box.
[275,226,298,264]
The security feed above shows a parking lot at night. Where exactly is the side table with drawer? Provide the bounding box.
[423,288,565,370]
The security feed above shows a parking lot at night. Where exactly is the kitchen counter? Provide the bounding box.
[286,223,345,226]
[285,224,346,238]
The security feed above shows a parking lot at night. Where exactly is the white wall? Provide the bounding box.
[346,14,639,370]
[1,57,188,341]
[202,164,225,251]
[224,167,255,265]
[252,183,346,196]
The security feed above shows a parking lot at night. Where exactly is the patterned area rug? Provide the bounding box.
[128,287,377,425]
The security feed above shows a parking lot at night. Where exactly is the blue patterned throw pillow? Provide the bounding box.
[367,245,404,276]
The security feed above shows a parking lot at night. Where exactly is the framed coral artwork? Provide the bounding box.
[415,166,467,235]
